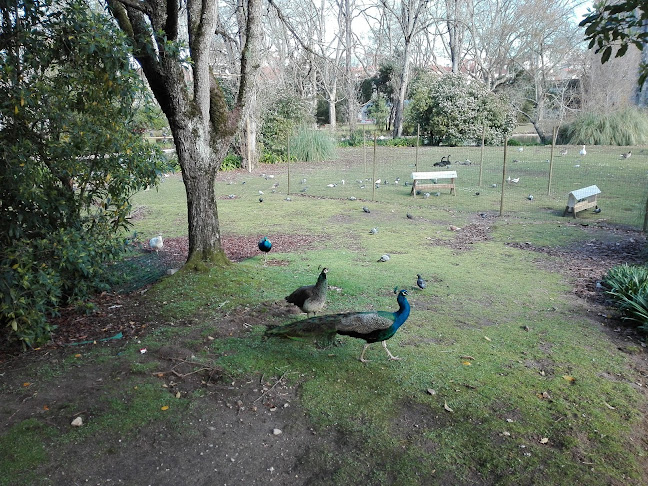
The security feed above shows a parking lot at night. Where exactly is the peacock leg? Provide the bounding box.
[382,341,401,361]
[359,343,371,362]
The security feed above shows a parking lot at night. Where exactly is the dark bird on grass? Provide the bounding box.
[416,274,426,290]
[266,289,411,362]
[406,213,413,220]
[259,197,264,203]
[620,151,631,159]
[258,237,272,264]
[363,206,371,213]
[285,268,328,317]
[593,206,601,214]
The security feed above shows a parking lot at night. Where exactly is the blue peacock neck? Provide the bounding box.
[393,292,410,328]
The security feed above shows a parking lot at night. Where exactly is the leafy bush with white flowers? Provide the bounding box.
[407,73,516,146]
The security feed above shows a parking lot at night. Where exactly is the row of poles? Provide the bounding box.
[279,124,566,217]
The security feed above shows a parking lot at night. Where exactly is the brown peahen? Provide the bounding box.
[266,289,410,362]
[285,267,328,316]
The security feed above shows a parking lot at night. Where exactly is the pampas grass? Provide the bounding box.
[290,126,336,162]
[562,107,648,145]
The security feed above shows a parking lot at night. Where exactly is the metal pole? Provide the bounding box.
[246,117,252,173]
[287,133,291,195]
[415,124,420,172]
[363,125,367,175]
[479,124,485,187]
[548,126,557,196]
[499,139,508,217]
[373,133,377,201]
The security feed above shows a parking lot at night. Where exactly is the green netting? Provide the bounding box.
[105,251,173,293]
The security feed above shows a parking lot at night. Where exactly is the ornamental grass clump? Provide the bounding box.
[603,264,648,330]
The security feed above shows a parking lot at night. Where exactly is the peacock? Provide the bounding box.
[258,237,272,264]
[266,289,410,362]
[285,267,328,316]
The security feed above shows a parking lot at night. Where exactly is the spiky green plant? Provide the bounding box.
[290,126,337,162]
[603,264,648,329]
[562,108,648,145]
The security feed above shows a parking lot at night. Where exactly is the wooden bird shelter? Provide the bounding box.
[563,185,601,217]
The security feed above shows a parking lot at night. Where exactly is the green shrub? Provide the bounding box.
[1,228,128,347]
[290,127,336,162]
[221,153,242,171]
[603,264,648,330]
[407,72,516,146]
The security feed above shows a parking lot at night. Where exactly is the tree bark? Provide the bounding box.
[108,0,261,266]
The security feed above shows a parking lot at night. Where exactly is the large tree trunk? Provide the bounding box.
[108,0,261,267]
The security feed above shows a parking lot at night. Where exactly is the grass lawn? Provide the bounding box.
[1,145,647,485]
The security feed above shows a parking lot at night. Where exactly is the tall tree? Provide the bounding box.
[106,0,262,267]
[379,0,430,138]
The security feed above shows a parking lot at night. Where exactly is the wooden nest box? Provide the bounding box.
[563,185,601,217]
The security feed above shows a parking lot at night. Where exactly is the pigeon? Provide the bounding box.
[491,183,497,188]
[560,149,568,156]
[369,227,378,235]
[620,151,631,159]
[434,192,441,197]
[527,195,534,201]
[593,206,601,214]
[416,274,426,290]
[363,206,371,213]
[424,192,430,198]
[348,196,357,201]
[406,213,413,220]
[259,197,264,203]
[475,192,480,196]
[377,254,390,262]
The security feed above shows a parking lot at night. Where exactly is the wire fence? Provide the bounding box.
[271,143,648,230]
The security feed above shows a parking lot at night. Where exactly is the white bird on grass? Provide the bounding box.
[579,145,587,156]
[149,235,163,252]
[511,177,520,183]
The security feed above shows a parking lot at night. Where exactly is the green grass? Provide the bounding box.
[0,419,57,486]
[3,145,647,485]
[130,145,647,483]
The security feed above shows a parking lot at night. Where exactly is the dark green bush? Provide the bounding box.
[1,228,127,347]
[221,153,242,171]
[603,264,648,331]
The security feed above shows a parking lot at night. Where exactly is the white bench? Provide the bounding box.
[563,185,601,217]
[411,171,457,196]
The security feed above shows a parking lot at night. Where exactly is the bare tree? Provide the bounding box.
[379,0,430,138]
[106,0,262,266]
